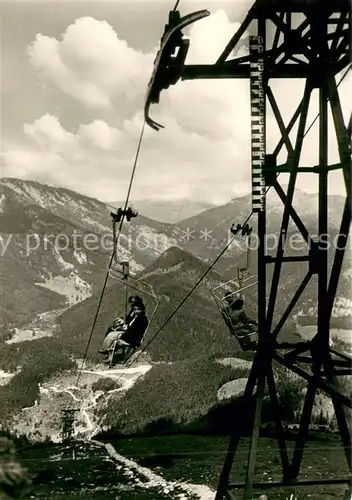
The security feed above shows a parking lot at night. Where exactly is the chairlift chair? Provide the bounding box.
[212,227,259,349]
[212,275,258,350]
[107,266,159,366]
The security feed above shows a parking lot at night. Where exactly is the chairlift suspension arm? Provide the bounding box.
[111,215,117,263]
[110,208,138,263]
[144,8,210,130]
[122,261,130,321]
[231,223,253,285]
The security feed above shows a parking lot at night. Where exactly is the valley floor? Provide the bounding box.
[18,434,350,500]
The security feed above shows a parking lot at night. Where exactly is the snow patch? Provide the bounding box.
[53,246,74,271]
[35,272,91,305]
[0,194,5,213]
[2,181,26,200]
[6,327,54,344]
[12,363,152,442]
[87,366,150,390]
[6,308,64,344]
[217,378,248,401]
[100,442,216,500]
[21,183,52,208]
[134,224,175,255]
[81,215,111,234]
[79,219,144,275]
[297,297,352,318]
[0,368,20,386]
[73,249,87,264]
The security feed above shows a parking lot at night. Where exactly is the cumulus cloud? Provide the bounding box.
[23,114,76,152]
[3,109,249,203]
[27,16,153,109]
[3,8,351,203]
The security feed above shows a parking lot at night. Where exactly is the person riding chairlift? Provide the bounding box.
[103,295,144,338]
[221,292,258,350]
[126,295,144,322]
[99,296,148,357]
[103,317,124,338]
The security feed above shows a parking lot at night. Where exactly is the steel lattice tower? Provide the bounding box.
[61,409,78,442]
[144,0,351,498]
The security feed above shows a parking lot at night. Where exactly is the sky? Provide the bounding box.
[0,0,351,204]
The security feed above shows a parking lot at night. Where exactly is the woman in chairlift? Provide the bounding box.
[99,297,148,356]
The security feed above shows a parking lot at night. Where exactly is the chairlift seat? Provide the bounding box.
[213,277,258,351]
[108,340,138,367]
[105,269,158,367]
[221,308,258,351]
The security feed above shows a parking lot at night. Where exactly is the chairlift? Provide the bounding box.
[212,280,258,351]
[212,229,258,350]
[107,264,159,366]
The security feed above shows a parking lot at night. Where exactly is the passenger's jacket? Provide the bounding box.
[222,306,256,329]
[121,313,148,348]
[229,309,252,326]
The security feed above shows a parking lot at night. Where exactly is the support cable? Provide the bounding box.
[76,120,146,384]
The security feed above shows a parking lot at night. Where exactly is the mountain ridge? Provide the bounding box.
[107,199,219,224]
[0,178,177,331]
[1,177,350,335]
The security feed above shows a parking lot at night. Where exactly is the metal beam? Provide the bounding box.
[144,1,351,497]
[229,478,351,489]
[266,81,312,332]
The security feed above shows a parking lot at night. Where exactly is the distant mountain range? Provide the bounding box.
[176,189,347,261]
[0,177,350,344]
[107,199,218,224]
[0,178,175,331]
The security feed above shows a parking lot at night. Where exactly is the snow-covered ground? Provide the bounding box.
[99,441,216,500]
[296,297,352,321]
[10,360,216,499]
[298,325,352,346]
[6,328,55,344]
[0,368,20,386]
[11,362,153,441]
[0,193,5,212]
[6,308,65,344]
[35,272,92,306]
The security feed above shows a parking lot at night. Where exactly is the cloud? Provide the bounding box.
[23,114,76,152]
[4,8,351,203]
[3,109,250,203]
[27,16,153,109]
